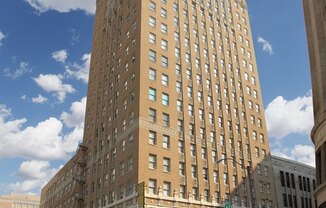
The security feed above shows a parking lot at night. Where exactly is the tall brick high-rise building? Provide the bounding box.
[302,0,326,207]
[41,0,277,207]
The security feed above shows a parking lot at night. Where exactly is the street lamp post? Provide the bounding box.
[216,158,255,208]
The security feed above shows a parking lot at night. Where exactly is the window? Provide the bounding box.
[128,157,133,172]
[162,93,169,106]
[149,88,156,101]
[191,165,197,178]
[174,32,180,41]
[180,186,186,198]
[280,171,285,187]
[149,16,156,27]
[163,182,171,196]
[149,50,156,62]
[187,86,193,97]
[179,162,185,175]
[266,183,271,194]
[162,113,170,127]
[149,108,156,122]
[188,105,194,116]
[212,150,217,162]
[176,64,181,75]
[161,39,168,50]
[259,181,264,192]
[149,179,157,194]
[260,134,265,143]
[176,81,182,93]
[283,194,288,207]
[149,2,156,11]
[177,100,182,111]
[192,188,198,200]
[178,120,183,131]
[255,147,260,157]
[161,56,168,67]
[149,68,156,80]
[199,109,204,120]
[163,158,171,172]
[111,168,116,182]
[190,144,196,156]
[148,154,157,169]
[178,140,184,153]
[203,168,208,180]
[160,8,167,18]
[149,33,156,44]
[162,74,168,86]
[149,131,157,145]
[201,148,207,159]
[161,23,167,33]
[223,173,228,185]
[120,161,125,175]
[175,47,180,58]
[163,135,170,149]
[213,171,218,183]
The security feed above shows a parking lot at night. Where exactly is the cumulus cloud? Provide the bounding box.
[33,74,75,102]
[0,99,84,161]
[272,144,315,167]
[7,160,62,194]
[0,31,6,47]
[25,0,96,15]
[52,49,68,63]
[32,95,48,104]
[65,53,91,83]
[3,62,32,79]
[61,97,86,128]
[0,116,68,160]
[257,36,273,55]
[265,92,314,139]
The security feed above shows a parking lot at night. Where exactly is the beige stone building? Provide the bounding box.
[41,0,277,207]
[0,194,40,208]
[302,0,326,207]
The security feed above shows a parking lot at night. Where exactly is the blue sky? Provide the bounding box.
[0,0,314,194]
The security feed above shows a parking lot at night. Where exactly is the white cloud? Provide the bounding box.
[0,116,68,160]
[25,0,96,15]
[33,74,75,102]
[65,53,91,83]
[265,92,313,139]
[7,160,62,194]
[21,95,27,100]
[3,62,32,79]
[272,144,315,167]
[0,99,84,161]
[257,36,273,55]
[61,97,86,128]
[52,49,68,63]
[0,31,6,47]
[32,95,48,104]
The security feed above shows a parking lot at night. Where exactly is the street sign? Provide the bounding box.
[224,203,231,208]
[137,182,145,208]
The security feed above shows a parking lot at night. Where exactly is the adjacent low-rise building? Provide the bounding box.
[40,156,76,208]
[0,193,40,208]
[272,155,316,208]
